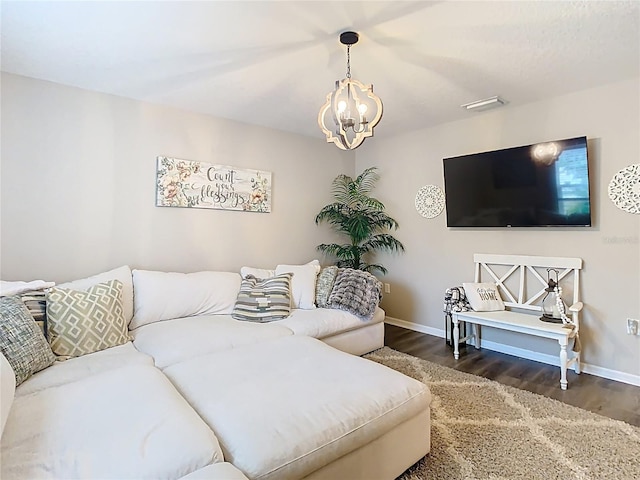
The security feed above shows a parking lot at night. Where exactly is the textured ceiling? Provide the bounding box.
[1,1,639,140]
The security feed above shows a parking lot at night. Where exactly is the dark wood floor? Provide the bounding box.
[384,324,640,427]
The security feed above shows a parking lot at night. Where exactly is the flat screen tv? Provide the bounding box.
[443,136,591,227]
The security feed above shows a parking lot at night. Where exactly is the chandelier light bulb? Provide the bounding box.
[358,104,367,114]
[337,101,347,113]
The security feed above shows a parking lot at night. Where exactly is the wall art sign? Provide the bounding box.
[608,164,640,215]
[155,157,271,212]
[415,185,445,218]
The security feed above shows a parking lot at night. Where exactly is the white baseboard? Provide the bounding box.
[385,316,445,338]
[384,316,640,387]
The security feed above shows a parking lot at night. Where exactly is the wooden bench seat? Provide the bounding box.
[452,254,583,390]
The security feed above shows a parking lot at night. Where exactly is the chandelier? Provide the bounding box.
[318,31,383,150]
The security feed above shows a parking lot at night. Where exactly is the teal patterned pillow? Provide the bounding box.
[232,274,292,322]
[0,296,56,385]
[315,266,339,308]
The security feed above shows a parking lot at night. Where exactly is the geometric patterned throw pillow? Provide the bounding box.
[46,279,131,359]
[232,274,292,322]
[0,296,56,386]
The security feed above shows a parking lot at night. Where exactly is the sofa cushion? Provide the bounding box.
[16,342,153,397]
[130,270,241,329]
[163,336,430,480]
[58,265,134,324]
[232,274,292,322]
[240,266,275,280]
[275,260,320,309]
[0,296,55,386]
[46,280,131,359]
[180,462,250,480]
[1,364,222,479]
[273,306,385,340]
[131,315,293,369]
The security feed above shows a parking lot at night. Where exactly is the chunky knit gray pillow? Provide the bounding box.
[327,268,382,319]
[0,296,56,385]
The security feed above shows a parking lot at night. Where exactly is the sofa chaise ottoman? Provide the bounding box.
[1,263,431,479]
[163,335,430,480]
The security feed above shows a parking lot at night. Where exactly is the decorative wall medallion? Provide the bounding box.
[608,164,640,215]
[415,185,445,218]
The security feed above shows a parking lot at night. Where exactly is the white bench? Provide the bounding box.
[452,254,583,390]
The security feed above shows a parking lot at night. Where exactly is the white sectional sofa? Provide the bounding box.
[0,264,431,479]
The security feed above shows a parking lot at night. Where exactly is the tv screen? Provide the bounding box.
[443,136,591,227]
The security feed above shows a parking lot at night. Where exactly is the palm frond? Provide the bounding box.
[355,167,380,195]
[316,243,353,259]
[359,196,386,211]
[361,234,406,253]
[362,263,388,275]
[330,174,355,205]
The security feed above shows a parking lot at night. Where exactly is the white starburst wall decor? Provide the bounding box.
[608,164,640,215]
[415,185,445,219]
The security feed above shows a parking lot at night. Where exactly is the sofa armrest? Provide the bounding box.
[1,352,16,437]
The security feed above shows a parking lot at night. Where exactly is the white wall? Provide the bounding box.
[2,72,638,380]
[0,73,354,282]
[356,77,640,378]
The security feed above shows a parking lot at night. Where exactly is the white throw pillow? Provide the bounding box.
[58,266,134,324]
[130,270,242,330]
[275,260,321,310]
[240,266,275,280]
[462,282,505,312]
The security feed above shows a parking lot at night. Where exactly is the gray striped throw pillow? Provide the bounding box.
[232,273,292,322]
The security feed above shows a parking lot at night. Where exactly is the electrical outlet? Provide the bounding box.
[627,318,639,335]
[384,283,391,294]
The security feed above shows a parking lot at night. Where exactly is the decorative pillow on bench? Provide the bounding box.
[232,274,292,322]
[462,282,505,312]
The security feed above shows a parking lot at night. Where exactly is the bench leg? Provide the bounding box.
[453,317,460,360]
[574,350,581,374]
[559,340,568,390]
[474,324,481,349]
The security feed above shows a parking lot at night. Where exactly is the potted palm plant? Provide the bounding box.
[315,167,404,275]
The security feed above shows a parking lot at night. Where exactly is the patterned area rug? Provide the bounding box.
[363,347,640,480]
